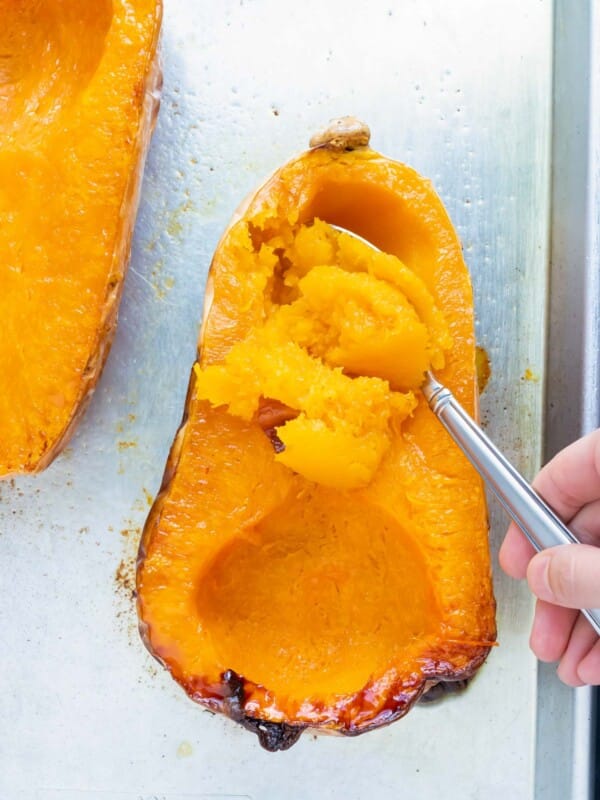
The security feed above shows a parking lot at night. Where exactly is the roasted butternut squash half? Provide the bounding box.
[0,0,162,476]
[137,118,496,750]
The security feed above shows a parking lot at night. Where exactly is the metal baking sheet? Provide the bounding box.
[0,1,589,797]
[536,2,600,798]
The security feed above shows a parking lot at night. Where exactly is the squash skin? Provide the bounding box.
[137,120,497,750]
[0,1,162,476]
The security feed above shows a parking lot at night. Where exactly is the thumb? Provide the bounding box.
[527,545,600,609]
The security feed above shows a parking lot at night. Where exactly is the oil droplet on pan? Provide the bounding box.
[521,367,540,383]
[476,346,491,394]
[177,740,193,758]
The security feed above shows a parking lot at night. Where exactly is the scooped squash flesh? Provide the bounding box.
[193,219,453,490]
[0,0,162,475]
[137,119,497,750]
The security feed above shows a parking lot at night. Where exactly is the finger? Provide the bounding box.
[529,599,579,663]
[499,428,600,580]
[568,497,600,545]
[527,544,600,609]
[577,638,600,685]
[501,498,600,579]
[532,428,600,522]
[557,612,598,687]
[499,522,537,579]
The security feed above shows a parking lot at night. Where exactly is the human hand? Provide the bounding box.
[499,428,600,686]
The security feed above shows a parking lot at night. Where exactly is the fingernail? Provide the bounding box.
[528,552,554,601]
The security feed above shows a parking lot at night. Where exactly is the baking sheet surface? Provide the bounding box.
[0,1,554,797]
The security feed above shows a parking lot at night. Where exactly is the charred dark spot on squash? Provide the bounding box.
[419,678,471,704]
[242,717,306,752]
[221,668,246,712]
[221,669,305,751]
[263,427,285,454]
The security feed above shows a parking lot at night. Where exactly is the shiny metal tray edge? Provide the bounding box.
[536,2,600,798]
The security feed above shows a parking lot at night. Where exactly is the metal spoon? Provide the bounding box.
[331,224,600,635]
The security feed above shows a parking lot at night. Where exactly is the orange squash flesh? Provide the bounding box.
[192,219,454,490]
[0,0,162,476]
[137,121,496,750]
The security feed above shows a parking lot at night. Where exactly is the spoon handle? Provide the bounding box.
[423,371,600,636]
